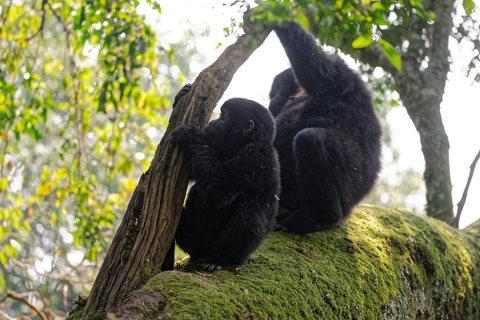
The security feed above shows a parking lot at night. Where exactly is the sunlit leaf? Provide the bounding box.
[108,193,121,202]
[352,34,373,48]
[37,182,52,197]
[125,178,136,193]
[0,251,7,268]
[0,272,4,292]
[0,178,7,192]
[55,168,68,179]
[463,0,475,15]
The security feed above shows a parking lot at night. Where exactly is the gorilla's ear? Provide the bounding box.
[243,119,255,133]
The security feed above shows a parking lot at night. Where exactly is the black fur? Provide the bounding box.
[171,98,280,270]
[269,22,382,234]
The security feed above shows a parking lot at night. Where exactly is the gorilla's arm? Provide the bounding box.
[274,23,339,97]
[171,125,269,209]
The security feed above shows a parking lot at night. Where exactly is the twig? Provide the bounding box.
[0,245,84,283]
[24,0,48,42]
[0,309,15,320]
[0,0,13,35]
[48,2,72,39]
[0,291,48,320]
[458,27,480,51]
[450,149,480,227]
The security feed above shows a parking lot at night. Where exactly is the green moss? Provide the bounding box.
[66,296,87,320]
[198,92,208,102]
[137,259,161,288]
[116,205,479,319]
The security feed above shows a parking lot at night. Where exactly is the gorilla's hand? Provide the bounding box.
[171,124,204,149]
[173,84,192,109]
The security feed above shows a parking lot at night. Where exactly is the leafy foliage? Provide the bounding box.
[0,0,200,316]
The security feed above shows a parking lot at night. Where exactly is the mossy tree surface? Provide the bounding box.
[69,206,479,319]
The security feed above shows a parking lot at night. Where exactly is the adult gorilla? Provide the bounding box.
[269,22,382,234]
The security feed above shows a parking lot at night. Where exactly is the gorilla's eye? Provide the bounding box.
[243,119,255,133]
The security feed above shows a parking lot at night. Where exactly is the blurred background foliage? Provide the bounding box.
[0,0,202,317]
[0,0,478,318]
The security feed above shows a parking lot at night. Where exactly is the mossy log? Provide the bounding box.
[69,206,480,319]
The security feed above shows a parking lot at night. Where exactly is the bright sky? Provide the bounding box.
[144,1,480,228]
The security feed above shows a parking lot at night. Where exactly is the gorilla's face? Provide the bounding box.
[203,103,255,162]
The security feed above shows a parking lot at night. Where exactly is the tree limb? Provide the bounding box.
[104,206,480,319]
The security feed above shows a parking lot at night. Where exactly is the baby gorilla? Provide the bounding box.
[171,98,280,271]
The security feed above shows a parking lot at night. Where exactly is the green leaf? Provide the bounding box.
[463,0,475,15]
[378,39,402,71]
[0,251,7,268]
[0,178,7,191]
[373,12,390,26]
[296,0,309,8]
[55,168,68,179]
[410,0,423,9]
[371,2,388,11]
[0,272,4,292]
[38,182,52,197]
[352,35,373,48]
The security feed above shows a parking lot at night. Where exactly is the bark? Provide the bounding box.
[80,27,272,318]
[68,206,480,319]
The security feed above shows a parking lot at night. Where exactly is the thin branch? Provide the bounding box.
[0,0,13,35]
[0,245,85,283]
[24,0,48,42]
[456,26,480,52]
[0,309,15,320]
[450,149,480,227]
[0,291,48,320]
[48,2,72,39]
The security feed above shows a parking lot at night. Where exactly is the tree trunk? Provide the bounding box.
[394,0,455,223]
[80,27,272,318]
[68,206,480,319]
[395,74,454,222]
